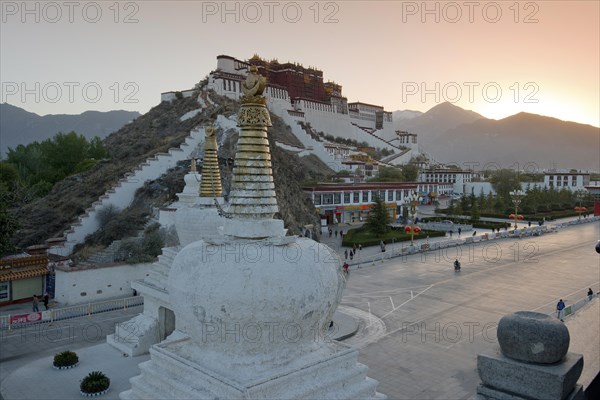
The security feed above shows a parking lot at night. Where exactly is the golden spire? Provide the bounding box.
[199,126,222,198]
[227,67,278,219]
[190,158,197,173]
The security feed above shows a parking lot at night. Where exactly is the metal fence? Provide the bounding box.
[0,296,144,331]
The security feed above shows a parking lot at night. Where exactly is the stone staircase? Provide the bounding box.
[144,246,180,291]
[48,127,207,256]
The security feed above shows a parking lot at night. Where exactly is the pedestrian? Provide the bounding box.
[458,227,462,236]
[588,288,594,300]
[342,262,349,274]
[344,250,348,260]
[329,228,332,237]
[528,221,531,227]
[340,231,344,239]
[335,230,338,238]
[556,299,565,321]
[43,292,49,310]
[353,243,357,252]
[32,295,39,312]
[349,252,354,261]
[450,231,453,238]
[358,244,362,251]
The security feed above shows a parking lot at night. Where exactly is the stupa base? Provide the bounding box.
[120,334,385,400]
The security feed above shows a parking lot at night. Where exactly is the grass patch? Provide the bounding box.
[342,226,445,248]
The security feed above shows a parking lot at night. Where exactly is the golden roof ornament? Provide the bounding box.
[241,66,267,105]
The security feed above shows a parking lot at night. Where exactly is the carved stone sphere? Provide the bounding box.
[497,311,570,364]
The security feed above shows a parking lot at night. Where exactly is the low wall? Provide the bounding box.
[54,262,153,306]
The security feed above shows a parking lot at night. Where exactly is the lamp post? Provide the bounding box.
[574,190,586,220]
[509,190,525,229]
[405,191,422,246]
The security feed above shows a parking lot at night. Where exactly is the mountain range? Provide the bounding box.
[393,102,599,171]
[0,103,141,156]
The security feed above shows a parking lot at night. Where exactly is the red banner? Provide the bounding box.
[10,312,42,325]
[594,199,600,216]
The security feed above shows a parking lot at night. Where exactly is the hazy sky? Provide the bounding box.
[1,1,598,127]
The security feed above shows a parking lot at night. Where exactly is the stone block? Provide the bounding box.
[476,383,585,400]
[477,352,583,400]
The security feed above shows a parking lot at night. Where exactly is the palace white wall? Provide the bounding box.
[55,263,153,306]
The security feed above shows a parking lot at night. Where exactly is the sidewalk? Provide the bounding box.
[321,215,599,269]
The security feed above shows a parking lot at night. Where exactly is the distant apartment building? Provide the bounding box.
[303,182,450,224]
[324,142,352,160]
[419,168,475,196]
[544,172,590,192]
[341,154,381,180]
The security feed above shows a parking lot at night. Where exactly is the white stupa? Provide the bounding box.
[120,67,384,400]
[175,127,225,246]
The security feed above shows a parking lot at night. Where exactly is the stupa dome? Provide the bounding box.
[167,236,345,366]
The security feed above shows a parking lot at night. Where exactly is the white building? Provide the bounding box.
[544,172,590,192]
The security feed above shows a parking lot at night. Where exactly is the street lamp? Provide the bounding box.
[574,190,587,220]
[509,190,525,229]
[404,191,422,246]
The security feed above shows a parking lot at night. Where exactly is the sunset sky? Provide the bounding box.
[1,1,598,127]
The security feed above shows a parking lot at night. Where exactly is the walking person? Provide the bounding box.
[329,228,332,238]
[458,227,462,236]
[556,299,566,321]
[43,292,49,310]
[344,250,348,260]
[335,230,338,238]
[588,288,594,301]
[32,295,40,312]
[358,244,362,251]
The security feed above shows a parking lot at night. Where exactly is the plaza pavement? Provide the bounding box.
[1,217,598,399]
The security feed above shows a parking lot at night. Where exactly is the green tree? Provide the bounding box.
[366,194,390,235]
[471,200,481,222]
[372,166,404,182]
[489,169,521,200]
[401,164,419,182]
[0,188,19,256]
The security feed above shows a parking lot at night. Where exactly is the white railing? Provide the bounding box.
[0,296,144,331]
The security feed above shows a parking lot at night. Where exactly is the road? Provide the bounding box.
[341,222,600,399]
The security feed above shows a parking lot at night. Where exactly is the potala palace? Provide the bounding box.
[164,54,422,171]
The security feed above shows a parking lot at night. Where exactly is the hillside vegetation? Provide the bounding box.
[10,91,328,253]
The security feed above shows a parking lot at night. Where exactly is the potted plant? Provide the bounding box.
[80,371,110,397]
[53,350,79,370]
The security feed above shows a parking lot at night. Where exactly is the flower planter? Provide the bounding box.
[53,362,79,370]
[80,388,109,397]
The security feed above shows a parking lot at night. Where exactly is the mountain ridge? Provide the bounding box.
[0,103,141,156]
[392,102,599,171]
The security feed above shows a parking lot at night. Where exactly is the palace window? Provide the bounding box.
[353,192,360,203]
[387,191,393,201]
[344,193,351,203]
[362,191,369,202]
[323,194,334,204]
[334,194,342,204]
[313,194,321,205]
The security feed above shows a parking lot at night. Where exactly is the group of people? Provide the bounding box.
[556,289,595,321]
[343,243,362,261]
[32,293,50,312]
[328,228,344,239]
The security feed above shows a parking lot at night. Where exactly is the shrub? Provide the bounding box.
[53,350,79,368]
[80,371,110,394]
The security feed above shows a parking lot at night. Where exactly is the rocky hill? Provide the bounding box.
[12,91,329,251]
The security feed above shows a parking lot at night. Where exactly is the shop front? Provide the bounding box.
[0,255,49,305]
